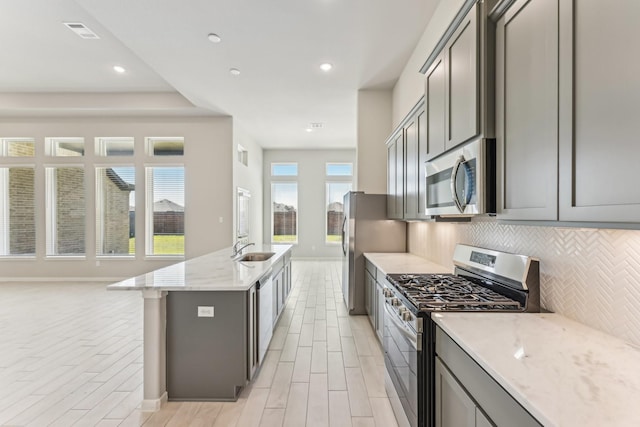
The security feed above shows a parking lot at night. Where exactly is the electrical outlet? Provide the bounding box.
[197,306,214,317]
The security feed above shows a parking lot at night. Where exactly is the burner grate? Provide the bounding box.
[387,273,523,312]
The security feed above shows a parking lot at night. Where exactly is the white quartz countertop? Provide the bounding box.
[107,244,292,291]
[363,252,451,275]
[433,312,640,427]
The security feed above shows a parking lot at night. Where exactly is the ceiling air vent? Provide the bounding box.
[310,122,323,129]
[63,22,100,39]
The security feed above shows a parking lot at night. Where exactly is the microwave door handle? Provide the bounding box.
[450,155,466,213]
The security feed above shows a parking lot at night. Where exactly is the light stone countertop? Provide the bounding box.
[107,244,292,291]
[363,252,451,275]
[433,312,640,427]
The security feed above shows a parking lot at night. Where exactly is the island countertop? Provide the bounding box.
[107,244,292,291]
[433,312,640,427]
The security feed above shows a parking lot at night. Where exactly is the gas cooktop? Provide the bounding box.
[386,273,523,311]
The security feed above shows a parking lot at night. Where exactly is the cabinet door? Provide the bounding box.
[426,54,447,160]
[476,409,495,427]
[387,138,398,219]
[375,281,384,342]
[416,107,429,219]
[496,0,559,220]
[445,3,479,150]
[435,357,476,427]
[559,0,640,222]
[365,270,372,318]
[404,114,419,219]
[394,133,405,217]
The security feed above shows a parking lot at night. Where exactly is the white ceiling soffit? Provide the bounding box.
[74,0,439,149]
[0,0,172,93]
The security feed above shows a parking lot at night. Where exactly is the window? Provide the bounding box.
[271,182,298,243]
[46,167,85,255]
[0,167,36,256]
[326,163,353,176]
[271,163,298,176]
[146,137,184,156]
[96,137,134,156]
[326,182,351,243]
[0,138,35,157]
[96,167,135,256]
[146,166,185,256]
[46,137,85,156]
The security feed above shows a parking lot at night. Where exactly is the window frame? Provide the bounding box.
[270,181,299,244]
[325,181,352,245]
[145,164,185,259]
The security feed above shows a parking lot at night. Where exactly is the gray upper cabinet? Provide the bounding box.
[404,114,419,218]
[558,0,640,222]
[446,3,480,150]
[422,1,493,161]
[496,0,559,220]
[386,131,404,219]
[387,100,427,220]
[425,54,447,160]
[405,105,430,220]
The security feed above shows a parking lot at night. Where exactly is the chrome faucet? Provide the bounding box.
[231,242,255,258]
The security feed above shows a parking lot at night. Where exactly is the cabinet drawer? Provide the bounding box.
[436,327,541,427]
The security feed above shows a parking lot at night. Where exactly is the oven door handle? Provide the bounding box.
[450,155,466,213]
[384,301,420,351]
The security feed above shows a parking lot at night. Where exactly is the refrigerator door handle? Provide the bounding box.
[341,216,347,256]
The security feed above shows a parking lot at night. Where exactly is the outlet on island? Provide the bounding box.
[197,306,214,318]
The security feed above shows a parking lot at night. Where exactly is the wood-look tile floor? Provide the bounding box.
[0,261,398,427]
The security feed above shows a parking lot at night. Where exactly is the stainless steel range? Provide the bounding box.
[382,244,540,427]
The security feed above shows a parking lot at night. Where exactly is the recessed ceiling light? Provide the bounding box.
[305,128,313,133]
[208,33,221,43]
[229,68,241,76]
[113,65,126,74]
[320,63,333,72]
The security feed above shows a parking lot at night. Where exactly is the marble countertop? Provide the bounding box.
[363,252,451,275]
[107,244,292,291]
[433,312,640,427]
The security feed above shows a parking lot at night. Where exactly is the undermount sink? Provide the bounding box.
[236,252,275,262]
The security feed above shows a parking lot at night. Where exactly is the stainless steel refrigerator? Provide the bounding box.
[341,191,406,314]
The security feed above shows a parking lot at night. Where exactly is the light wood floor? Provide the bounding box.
[0,260,398,426]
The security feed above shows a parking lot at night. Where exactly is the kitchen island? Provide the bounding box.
[107,244,292,411]
[433,312,640,427]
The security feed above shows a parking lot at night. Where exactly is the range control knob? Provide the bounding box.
[391,298,400,307]
[398,307,407,315]
[402,312,414,322]
[383,288,393,298]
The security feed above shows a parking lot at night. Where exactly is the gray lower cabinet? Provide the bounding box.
[435,357,481,427]
[496,0,559,220]
[558,0,640,222]
[364,258,385,343]
[436,326,541,427]
[375,279,384,341]
[166,290,249,401]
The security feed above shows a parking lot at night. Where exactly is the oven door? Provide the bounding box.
[425,138,494,216]
[384,299,421,427]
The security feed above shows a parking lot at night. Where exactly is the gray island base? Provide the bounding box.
[107,244,293,411]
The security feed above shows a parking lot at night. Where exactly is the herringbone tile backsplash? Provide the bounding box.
[407,219,640,347]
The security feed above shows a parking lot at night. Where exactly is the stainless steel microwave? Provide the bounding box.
[424,138,496,216]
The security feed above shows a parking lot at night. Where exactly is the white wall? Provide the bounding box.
[392,0,465,127]
[356,89,392,194]
[263,149,356,258]
[0,115,233,280]
[232,121,264,246]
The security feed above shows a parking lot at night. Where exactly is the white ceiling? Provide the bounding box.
[1,0,440,149]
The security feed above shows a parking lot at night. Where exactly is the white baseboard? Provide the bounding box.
[141,392,168,412]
